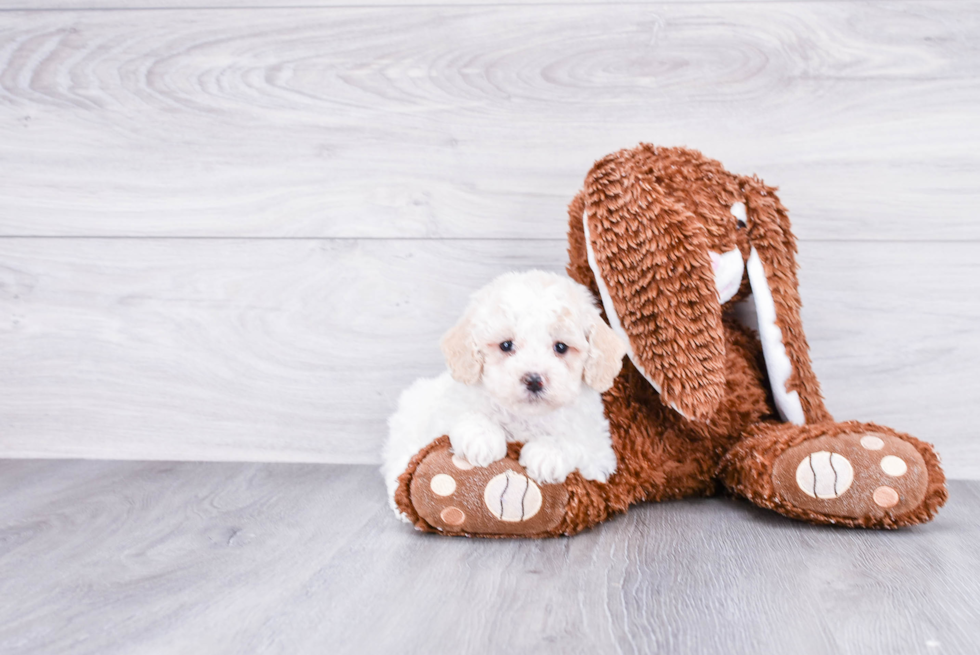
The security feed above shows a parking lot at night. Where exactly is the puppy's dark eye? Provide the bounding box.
[499,341,514,353]
[554,342,568,355]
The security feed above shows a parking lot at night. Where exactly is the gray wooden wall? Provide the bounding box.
[1,1,978,478]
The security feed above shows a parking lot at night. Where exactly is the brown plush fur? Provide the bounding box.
[583,154,728,421]
[718,421,948,528]
[542,317,774,535]
[395,144,947,535]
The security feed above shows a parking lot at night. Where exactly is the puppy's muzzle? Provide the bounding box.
[521,373,545,394]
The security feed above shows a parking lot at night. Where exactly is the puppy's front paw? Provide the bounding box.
[449,414,507,468]
[577,445,618,483]
[519,441,576,484]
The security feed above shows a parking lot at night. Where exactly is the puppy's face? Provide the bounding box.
[441,271,627,416]
[479,297,590,415]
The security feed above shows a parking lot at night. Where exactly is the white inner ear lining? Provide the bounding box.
[709,248,744,304]
[745,247,806,425]
[731,201,748,224]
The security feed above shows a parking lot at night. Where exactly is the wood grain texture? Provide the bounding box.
[0,0,851,8]
[1,238,977,477]
[0,3,977,240]
[1,2,978,471]
[0,238,569,464]
[0,460,977,655]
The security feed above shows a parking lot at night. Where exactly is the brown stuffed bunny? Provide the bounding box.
[393,144,948,536]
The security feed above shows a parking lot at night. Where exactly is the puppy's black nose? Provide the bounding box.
[522,373,544,393]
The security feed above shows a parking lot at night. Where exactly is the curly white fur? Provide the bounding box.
[381,270,627,521]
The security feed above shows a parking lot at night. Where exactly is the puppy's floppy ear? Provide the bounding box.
[584,319,627,392]
[441,314,483,385]
[583,146,727,421]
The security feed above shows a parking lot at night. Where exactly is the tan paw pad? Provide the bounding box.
[430,474,456,496]
[795,451,854,499]
[873,486,899,508]
[880,456,907,477]
[860,436,885,450]
[483,470,543,522]
[451,454,474,470]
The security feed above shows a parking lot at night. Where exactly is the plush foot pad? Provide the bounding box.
[409,443,568,537]
[772,430,929,520]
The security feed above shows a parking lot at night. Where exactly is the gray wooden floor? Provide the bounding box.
[0,459,976,655]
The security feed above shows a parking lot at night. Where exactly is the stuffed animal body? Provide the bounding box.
[390,144,947,537]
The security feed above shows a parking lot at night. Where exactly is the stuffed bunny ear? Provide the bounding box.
[440,315,483,385]
[582,155,727,421]
[739,176,832,424]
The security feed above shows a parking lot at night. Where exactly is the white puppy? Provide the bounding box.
[382,270,627,519]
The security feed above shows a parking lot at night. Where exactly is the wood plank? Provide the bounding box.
[0,0,864,8]
[1,3,978,240]
[0,238,977,477]
[0,460,977,654]
[0,237,569,464]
